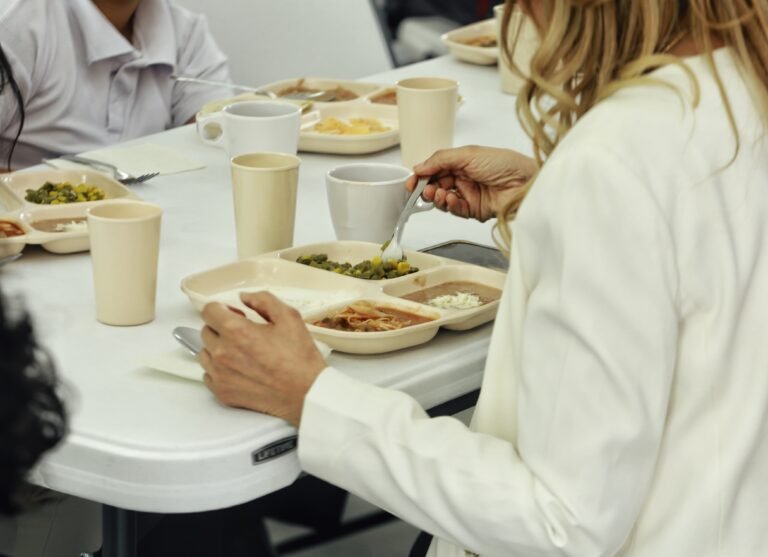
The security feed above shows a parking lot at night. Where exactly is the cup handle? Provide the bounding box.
[196,112,226,147]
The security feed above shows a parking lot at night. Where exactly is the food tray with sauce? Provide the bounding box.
[0,169,140,255]
[258,78,384,105]
[441,19,499,65]
[364,86,466,111]
[181,241,506,354]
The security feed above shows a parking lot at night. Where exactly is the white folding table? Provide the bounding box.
[1,55,529,556]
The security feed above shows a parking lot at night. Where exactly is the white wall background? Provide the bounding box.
[174,0,394,86]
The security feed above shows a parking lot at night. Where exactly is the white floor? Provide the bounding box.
[267,495,419,556]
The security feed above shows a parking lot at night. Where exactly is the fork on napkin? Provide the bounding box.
[46,143,205,180]
[57,155,158,184]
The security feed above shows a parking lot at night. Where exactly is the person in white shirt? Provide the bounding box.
[0,0,233,169]
[197,1,768,556]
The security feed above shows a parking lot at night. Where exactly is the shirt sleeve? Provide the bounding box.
[298,146,679,557]
[170,13,233,126]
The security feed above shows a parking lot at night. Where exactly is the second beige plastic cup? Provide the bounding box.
[495,4,540,95]
[396,77,458,170]
[231,152,301,259]
[87,201,163,326]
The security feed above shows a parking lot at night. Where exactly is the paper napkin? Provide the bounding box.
[48,143,204,176]
[143,341,333,383]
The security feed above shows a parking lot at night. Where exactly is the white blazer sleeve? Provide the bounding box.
[298,145,679,557]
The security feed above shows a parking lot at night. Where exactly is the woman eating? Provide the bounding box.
[199,1,768,555]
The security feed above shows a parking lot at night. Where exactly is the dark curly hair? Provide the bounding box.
[0,288,67,514]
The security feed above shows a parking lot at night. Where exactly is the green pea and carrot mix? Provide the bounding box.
[296,253,418,280]
[25,181,105,204]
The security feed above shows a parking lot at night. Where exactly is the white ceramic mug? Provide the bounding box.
[87,201,163,326]
[326,163,431,244]
[495,4,540,95]
[197,100,302,157]
[396,77,459,170]
[231,152,301,258]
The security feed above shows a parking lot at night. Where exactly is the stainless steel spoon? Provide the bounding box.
[172,326,203,356]
[381,177,430,262]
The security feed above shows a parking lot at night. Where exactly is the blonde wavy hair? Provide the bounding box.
[496,0,768,249]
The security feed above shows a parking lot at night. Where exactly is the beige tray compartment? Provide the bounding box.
[0,186,22,215]
[0,216,29,258]
[277,241,446,277]
[304,296,444,354]
[366,87,397,106]
[441,19,498,65]
[1,169,139,207]
[17,204,93,253]
[300,103,399,155]
[382,264,505,331]
[181,257,367,313]
[364,87,465,110]
[259,78,384,104]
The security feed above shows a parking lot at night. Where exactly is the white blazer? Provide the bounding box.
[299,48,768,557]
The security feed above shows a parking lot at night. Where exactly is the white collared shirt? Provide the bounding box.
[299,48,768,556]
[0,0,233,168]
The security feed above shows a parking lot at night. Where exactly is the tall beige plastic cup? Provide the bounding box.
[231,152,301,258]
[495,4,539,95]
[87,201,163,326]
[396,77,458,170]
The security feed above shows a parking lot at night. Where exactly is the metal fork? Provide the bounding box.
[59,155,158,185]
[119,173,158,185]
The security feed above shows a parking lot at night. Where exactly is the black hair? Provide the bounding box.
[0,289,66,514]
[0,43,25,170]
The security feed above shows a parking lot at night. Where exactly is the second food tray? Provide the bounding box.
[0,169,141,256]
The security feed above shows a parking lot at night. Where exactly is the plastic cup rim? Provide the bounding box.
[327,163,412,187]
[231,152,302,172]
[86,200,163,223]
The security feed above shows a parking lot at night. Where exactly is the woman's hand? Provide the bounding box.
[198,292,327,427]
[406,146,537,222]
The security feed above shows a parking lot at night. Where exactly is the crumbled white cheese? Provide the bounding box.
[427,292,483,310]
[54,220,88,233]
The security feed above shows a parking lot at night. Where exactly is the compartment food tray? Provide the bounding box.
[181,241,506,354]
[441,19,499,65]
[0,169,141,256]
